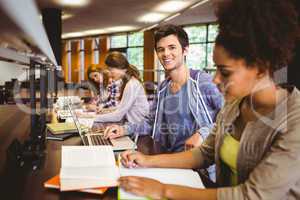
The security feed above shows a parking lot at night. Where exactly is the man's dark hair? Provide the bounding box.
[154,24,189,50]
[215,0,300,75]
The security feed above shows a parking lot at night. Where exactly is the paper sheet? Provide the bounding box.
[119,166,204,200]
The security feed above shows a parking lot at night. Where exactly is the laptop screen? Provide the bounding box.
[67,104,89,145]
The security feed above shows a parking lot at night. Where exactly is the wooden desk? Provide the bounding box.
[0,105,165,200]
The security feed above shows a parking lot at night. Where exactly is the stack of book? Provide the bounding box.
[46,122,78,141]
[44,175,107,194]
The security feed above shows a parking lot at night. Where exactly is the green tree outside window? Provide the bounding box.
[184,24,218,73]
[110,32,144,79]
[111,34,127,48]
[128,32,143,47]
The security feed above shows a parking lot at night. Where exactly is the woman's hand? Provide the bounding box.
[184,132,203,151]
[95,105,104,113]
[120,150,150,168]
[119,176,166,200]
[85,104,97,111]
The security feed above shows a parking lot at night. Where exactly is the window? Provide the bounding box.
[184,24,218,72]
[110,32,144,78]
[111,35,127,48]
[92,38,100,64]
[128,32,144,72]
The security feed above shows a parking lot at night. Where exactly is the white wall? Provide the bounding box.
[0,61,40,85]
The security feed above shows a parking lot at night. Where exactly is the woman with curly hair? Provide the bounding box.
[117,0,300,199]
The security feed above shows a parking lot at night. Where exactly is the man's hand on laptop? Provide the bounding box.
[120,150,150,168]
[104,125,125,139]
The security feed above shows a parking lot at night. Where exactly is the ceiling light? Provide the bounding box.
[62,26,139,39]
[82,29,105,35]
[138,13,167,23]
[62,32,84,39]
[190,0,210,9]
[155,1,189,13]
[105,26,138,32]
[53,0,91,7]
[163,13,181,22]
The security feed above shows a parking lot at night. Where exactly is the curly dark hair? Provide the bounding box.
[215,0,299,75]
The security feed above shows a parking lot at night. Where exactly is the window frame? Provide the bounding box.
[109,32,144,53]
[183,23,218,73]
[109,31,144,78]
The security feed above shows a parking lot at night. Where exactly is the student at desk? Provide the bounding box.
[85,64,122,112]
[104,24,223,181]
[77,51,149,124]
[117,0,300,199]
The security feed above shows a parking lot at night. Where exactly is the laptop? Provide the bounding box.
[68,104,137,151]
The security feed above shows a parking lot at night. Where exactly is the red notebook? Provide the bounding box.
[44,175,108,194]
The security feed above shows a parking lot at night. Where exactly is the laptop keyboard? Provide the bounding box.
[90,134,112,146]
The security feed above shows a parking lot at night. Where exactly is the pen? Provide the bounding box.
[132,133,139,151]
[127,133,139,168]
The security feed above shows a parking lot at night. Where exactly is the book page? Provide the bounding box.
[61,166,119,180]
[61,146,115,167]
[60,179,112,191]
[60,146,119,190]
[60,166,120,191]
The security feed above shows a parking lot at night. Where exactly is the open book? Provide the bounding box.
[60,146,204,199]
[60,146,119,191]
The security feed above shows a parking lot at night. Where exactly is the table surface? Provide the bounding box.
[0,105,166,200]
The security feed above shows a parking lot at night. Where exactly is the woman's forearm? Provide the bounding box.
[147,150,201,169]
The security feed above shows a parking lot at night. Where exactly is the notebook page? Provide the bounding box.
[119,167,204,200]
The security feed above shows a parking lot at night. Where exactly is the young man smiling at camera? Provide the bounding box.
[105,24,223,181]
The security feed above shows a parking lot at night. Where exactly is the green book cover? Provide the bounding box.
[46,122,77,134]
